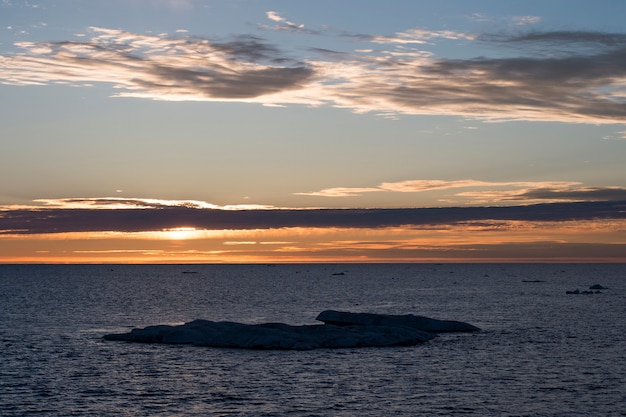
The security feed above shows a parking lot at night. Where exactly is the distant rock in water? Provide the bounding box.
[316,310,481,333]
[566,284,609,294]
[103,311,479,350]
[589,284,607,290]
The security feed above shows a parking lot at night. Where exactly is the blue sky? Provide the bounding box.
[1,0,626,262]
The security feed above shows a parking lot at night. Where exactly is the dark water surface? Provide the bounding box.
[1,264,625,416]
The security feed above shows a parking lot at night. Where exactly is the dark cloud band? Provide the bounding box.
[2,200,625,235]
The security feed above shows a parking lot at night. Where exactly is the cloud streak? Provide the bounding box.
[1,27,314,101]
[2,180,625,236]
[265,11,305,31]
[1,23,626,124]
[20,197,276,211]
[295,179,626,204]
[1,198,625,235]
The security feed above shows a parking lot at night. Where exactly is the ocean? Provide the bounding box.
[1,263,625,416]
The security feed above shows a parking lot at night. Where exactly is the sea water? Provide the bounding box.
[1,263,625,416]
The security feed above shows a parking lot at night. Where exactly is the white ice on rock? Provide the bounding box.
[103,310,479,350]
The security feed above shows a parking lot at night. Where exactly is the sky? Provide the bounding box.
[1,0,626,263]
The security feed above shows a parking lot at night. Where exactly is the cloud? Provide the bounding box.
[459,186,626,203]
[602,130,626,140]
[264,11,305,32]
[468,13,491,23]
[9,185,626,219]
[468,14,540,28]
[512,16,542,26]
[266,11,283,23]
[1,0,39,8]
[297,179,626,207]
[368,28,474,45]
[1,199,625,235]
[501,31,626,47]
[293,187,381,198]
[2,24,626,124]
[1,27,314,101]
[19,197,276,211]
[377,180,580,193]
[296,179,611,202]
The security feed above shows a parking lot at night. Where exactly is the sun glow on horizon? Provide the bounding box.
[159,227,203,240]
[1,219,626,264]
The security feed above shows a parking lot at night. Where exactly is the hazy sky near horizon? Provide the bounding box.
[1,0,626,262]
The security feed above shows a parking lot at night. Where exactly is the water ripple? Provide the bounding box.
[1,264,625,416]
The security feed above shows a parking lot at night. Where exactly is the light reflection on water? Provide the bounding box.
[1,264,625,416]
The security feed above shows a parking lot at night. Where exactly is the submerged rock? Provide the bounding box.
[316,310,481,333]
[589,284,607,290]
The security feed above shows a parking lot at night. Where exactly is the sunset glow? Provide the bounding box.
[158,227,205,241]
[1,1,625,263]
[2,218,625,264]
[4,4,626,417]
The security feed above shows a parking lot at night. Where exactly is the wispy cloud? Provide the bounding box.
[1,22,626,124]
[3,181,622,236]
[368,28,474,45]
[602,130,626,140]
[295,179,626,204]
[294,187,381,198]
[467,13,541,27]
[512,16,542,26]
[378,180,578,194]
[500,30,626,47]
[1,0,39,8]
[1,27,314,101]
[458,186,626,203]
[1,198,625,235]
[265,11,305,31]
[0,197,277,211]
